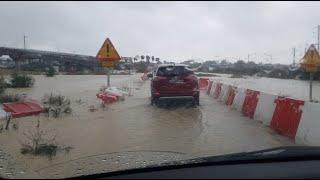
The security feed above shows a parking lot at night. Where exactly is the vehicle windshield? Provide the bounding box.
[0,1,320,179]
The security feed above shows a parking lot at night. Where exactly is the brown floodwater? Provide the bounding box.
[0,74,295,178]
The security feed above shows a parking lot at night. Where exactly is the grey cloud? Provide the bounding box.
[1,1,320,64]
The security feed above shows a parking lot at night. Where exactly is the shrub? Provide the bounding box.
[0,93,21,103]
[10,73,34,88]
[46,66,56,77]
[0,76,7,94]
[20,119,57,158]
[42,93,72,118]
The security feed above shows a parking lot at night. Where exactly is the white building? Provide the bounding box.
[0,55,15,68]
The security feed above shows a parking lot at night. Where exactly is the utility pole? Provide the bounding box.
[17,35,27,72]
[247,54,249,63]
[23,35,27,49]
[293,47,296,65]
[317,25,320,52]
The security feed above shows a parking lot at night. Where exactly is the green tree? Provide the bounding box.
[46,66,56,77]
[10,73,34,88]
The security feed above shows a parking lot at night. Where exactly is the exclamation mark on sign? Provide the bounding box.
[106,44,110,57]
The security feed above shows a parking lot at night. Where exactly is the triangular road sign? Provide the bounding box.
[96,38,121,61]
[301,44,320,72]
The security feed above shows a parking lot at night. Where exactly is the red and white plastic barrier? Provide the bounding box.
[242,89,260,119]
[141,73,148,81]
[218,84,229,103]
[253,92,277,126]
[225,85,237,106]
[206,81,320,145]
[198,78,210,90]
[96,92,118,104]
[232,87,246,112]
[207,81,213,95]
[296,102,320,145]
[213,82,222,99]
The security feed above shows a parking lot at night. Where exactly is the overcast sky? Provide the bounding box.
[1,1,320,64]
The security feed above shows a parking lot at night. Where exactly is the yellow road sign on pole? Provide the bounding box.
[96,37,121,87]
[100,61,115,68]
[301,44,320,73]
[300,44,320,102]
[96,38,121,62]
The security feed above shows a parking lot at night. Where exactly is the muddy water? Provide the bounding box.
[0,74,295,178]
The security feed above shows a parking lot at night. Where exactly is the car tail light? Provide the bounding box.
[153,76,166,82]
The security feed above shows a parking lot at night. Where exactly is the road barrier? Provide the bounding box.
[205,81,320,146]
[141,73,148,81]
[296,102,320,145]
[3,100,44,118]
[207,81,213,95]
[253,92,277,126]
[199,78,210,90]
[218,84,229,103]
[242,89,260,119]
[270,97,304,139]
[213,82,222,99]
[97,92,118,104]
[232,87,246,111]
[225,85,236,106]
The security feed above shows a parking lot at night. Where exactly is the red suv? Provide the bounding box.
[149,64,199,106]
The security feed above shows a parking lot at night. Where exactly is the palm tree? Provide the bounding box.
[151,56,154,63]
[155,58,160,64]
[146,55,150,64]
[141,55,145,62]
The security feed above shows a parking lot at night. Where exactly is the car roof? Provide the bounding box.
[156,64,188,67]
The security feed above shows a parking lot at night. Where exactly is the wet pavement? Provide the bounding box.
[0,74,295,178]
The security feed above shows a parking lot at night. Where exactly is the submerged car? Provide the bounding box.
[149,64,199,106]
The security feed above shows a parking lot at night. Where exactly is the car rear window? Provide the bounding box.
[156,66,193,77]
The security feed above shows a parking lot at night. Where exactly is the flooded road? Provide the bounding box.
[0,74,295,178]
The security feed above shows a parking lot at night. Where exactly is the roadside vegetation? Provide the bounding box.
[20,119,57,157]
[0,75,22,103]
[9,73,34,88]
[20,119,72,158]
[42,93,72,118]
[45,66,56,77]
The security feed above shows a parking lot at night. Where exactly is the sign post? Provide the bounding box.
[96,38,121,87]
[301,44,320,102]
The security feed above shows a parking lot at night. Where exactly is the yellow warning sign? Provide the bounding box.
[301,44,320,72]
[100,61,115,68]
[96,38,121,61]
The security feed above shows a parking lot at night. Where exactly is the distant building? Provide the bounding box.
[0,55,15,68]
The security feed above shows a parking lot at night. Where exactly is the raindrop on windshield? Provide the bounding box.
[5,172,12,176]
